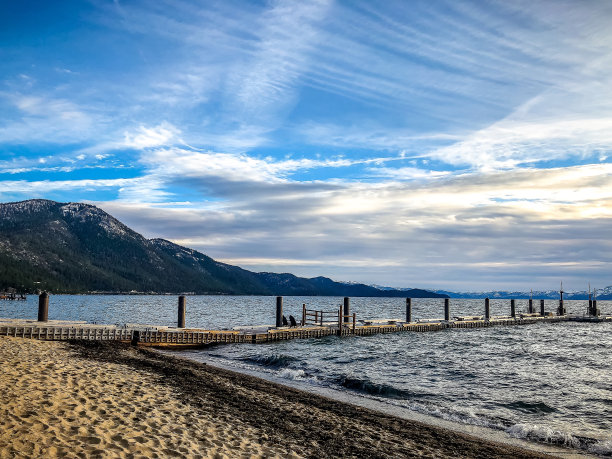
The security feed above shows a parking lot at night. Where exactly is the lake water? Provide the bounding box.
[2,295,611,455]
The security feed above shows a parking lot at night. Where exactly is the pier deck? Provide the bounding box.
[1,313,609,349]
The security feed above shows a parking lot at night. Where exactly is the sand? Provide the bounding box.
[0,337,297,458]
[0,336,558,458]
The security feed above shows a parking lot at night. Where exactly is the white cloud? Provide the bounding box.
[296,122,460,151]
[136,147,399,187]
[93,161,612,290]
[431,83,612,170]
[4,1,612,291]
[0,93,94,143]
[225,0,331,121]
[367,167,451,180]
[0,178,135,197]
[123,122,180,149]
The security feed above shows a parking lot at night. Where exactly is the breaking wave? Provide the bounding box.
[334,375,418,399]
[242,354,301,369]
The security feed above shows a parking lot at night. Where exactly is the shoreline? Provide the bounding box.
[181,352,593,458]
[0,336,571,458]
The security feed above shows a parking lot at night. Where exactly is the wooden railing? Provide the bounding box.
[301,304,340,326]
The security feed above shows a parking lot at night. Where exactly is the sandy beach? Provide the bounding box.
[0,336,557,458]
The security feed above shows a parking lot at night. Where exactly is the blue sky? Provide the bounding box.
[2,0,612,291]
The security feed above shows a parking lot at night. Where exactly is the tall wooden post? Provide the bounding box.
[592,299,598,316]
[343,297,350,323]
[406,298,412,323]
[444,298,450,321]
[275,296,283,328]
[177,295,186,328]
[38,292,49,322]
[338,305,342,335]
[528,298,534,314]
[485,297,490,320]
[540,299,545,316]
[510,299,516,318]
[302,304,306,326]
[558,284,566,316]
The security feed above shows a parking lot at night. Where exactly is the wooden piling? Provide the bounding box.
[275,296,283,328]
[540,299,545,316]
[444,298,450,321]
[558,291,566,316]
[510,299,516,318]
[343,297,350,323]
[592,299,598,316]
[406,298,412,323]
[528,298,534,314]
[177,295,186,328]
[485,297,490,320]
[302,304,306,326]
[37,292,49,322]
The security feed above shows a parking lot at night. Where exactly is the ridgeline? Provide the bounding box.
[0,199,446,298]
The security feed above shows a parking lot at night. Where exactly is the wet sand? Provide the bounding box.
[0,336,558,458]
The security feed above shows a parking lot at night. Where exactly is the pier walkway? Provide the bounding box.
[1,293,609,348]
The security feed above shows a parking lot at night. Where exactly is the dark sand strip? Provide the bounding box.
[69,341,559,458]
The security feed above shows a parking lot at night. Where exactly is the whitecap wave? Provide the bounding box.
[506,423,580,448]
[278,368,307,380]
[589,439,612,455]
[400,401,505,430]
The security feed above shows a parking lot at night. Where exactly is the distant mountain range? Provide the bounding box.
[435,288,612,301]
[0,199,446,298]
[373,285,612,301]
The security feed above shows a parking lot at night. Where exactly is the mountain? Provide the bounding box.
[0,199,446,298]
[255,273,436,298]
[436,287,612,300]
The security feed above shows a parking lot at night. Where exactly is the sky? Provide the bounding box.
[1,0,612,292]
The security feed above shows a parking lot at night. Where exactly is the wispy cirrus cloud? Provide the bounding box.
[0,92,96,143]
[3,0,612,290]
[224,0,331,122]
[431,82,612,170]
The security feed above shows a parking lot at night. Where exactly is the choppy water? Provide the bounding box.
[2,295,611,455]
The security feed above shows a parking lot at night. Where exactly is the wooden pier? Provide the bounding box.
[1,294,609,349]
[0,288,26,301]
